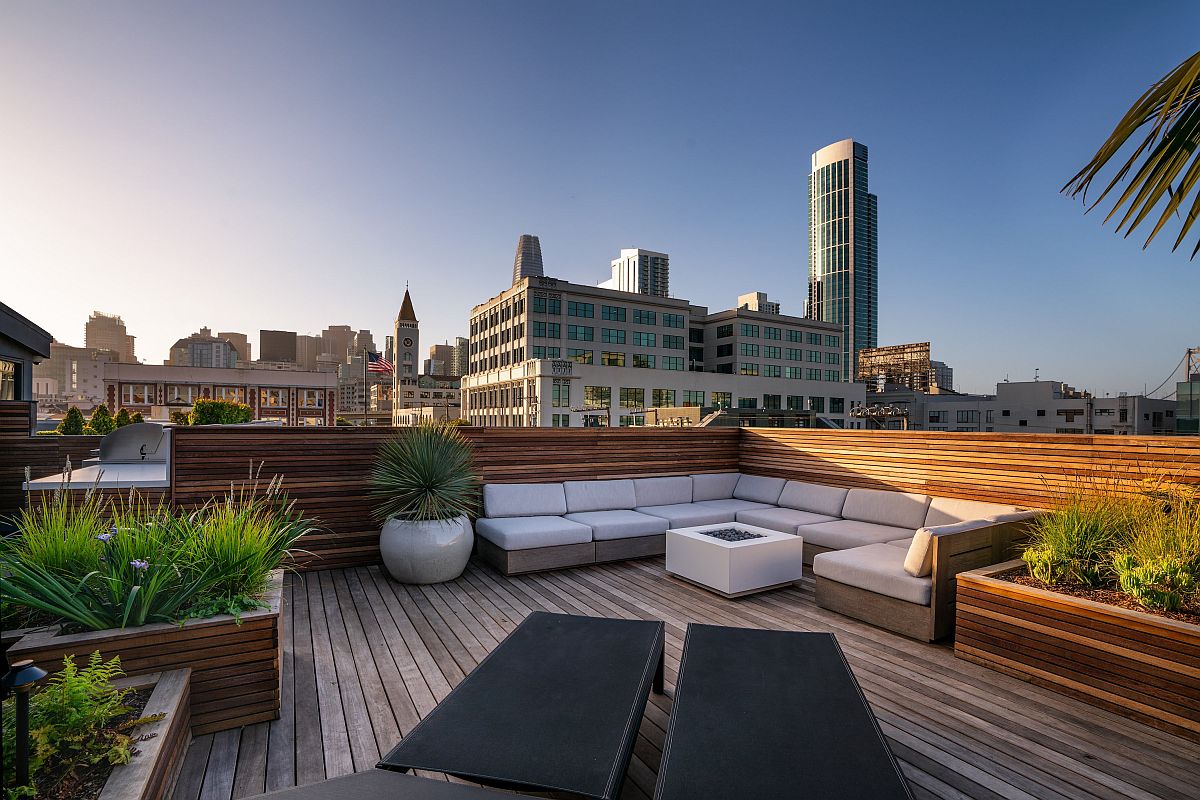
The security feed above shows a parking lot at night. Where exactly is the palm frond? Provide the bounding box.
[1063,50,1200,258]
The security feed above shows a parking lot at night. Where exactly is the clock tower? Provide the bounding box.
[392,288,420,424]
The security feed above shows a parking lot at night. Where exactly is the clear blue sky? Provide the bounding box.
[3,1,1197,395]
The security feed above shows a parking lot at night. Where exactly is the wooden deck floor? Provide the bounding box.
[170,559,1200,800]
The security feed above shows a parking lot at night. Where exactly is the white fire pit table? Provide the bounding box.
[665,523,804,598]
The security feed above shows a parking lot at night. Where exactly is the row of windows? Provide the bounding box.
[120,384,323,408]
[531,298,685,329]
[715,324,839,348]
[572,386,846,414]
[738,364,841,381]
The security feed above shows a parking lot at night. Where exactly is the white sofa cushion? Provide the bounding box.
[733,475,787,505]
[632,477,693,508]
[813,545,932,606]
[692,498,772,516]
[564,479,636,513]
[797,519,917,551]
[564,510,669,541]
[735,507,836,533]
[777,481,849,517]
[636,503,737,527]
[483,483,567,518]
[476,515,592,550]
[924,497,1022,528]
[691,472,741,501]
[841,489,931,530]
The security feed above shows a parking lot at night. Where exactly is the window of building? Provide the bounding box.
[567,348,593,364]
[830,397,844,413]
[532,295,561,315]
[785,367,802,379]
[298,389,323,408]
[825,370,840,382]
[1036,409,1046,417]
[716,324,734,338]
[738,396,758,409]
[552,414,571,427]
[786,330,802,343]
[806,350,822,363]
[568,301,594,318]
[806,332,823,345]
[601,305,625,321]
[739,323,759,338]
[662,313,684,329]
[620,387,644,408]
[825,335,839,348]
[786,348,802,361]
[215,386,245,402]
[689,328,704,344]
[633,331,656,347]
[662,334,685,350]
[652,389,676,407]
[806,368,822,381]
[166,385,195,404]
[683,390,704,407]
[260,388,288,408]
[740,362,759,376]
[532,321,560,338]
[1119,409,1128,422]
[787,395,804,410]
[552,379,570,408]
[760,345,779,360]
[1018,419,1028,427]
[956,410,979,423]
[716,343,733,357]
[122,384,154,404]
[825,352,839,364]
[634,309,656,325]
[1001,409,1010,416]
[715,363,733,374]
[619,415,644,427]
[809,396,825,413]
[763,365,781,378]
[661,356,684,370]
[763,394,781,410]
[740,343,760,357]
[531,346,561,359]
[601,328,626,344]
[584,385,610,408]
[929,411,948,424]
[986,409,994,423]
[759,326,779,341]
[567,325,594,341]
[711,391,732,408]
[632,354,656,369]
[601,351,625,367]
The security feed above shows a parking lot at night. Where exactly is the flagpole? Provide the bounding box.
[362,347,368,427]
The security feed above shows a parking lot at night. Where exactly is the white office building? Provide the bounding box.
[598,248,670,298]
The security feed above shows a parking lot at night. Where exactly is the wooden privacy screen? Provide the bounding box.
[172,426,741,569]
[0,401,101,515]
[739,428,1200,508]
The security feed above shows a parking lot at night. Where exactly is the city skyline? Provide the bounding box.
[4,3,1199,397]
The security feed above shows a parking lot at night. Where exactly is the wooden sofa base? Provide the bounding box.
[815,575,934,641]
[595,534,665,563]
[476,538,596,576]
[803,542,835,566]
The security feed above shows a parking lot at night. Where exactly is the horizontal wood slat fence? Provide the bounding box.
[171,426,741,569]
[739,429,1200,509]
[0,401,100,514]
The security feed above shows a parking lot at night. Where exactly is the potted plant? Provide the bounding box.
[369,421,480,584]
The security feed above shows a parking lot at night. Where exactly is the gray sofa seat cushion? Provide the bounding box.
[635,503,737,527]
[632,476,693,507]
[691,472,741,501]
[796,519,917,551]
[483,483,568,518]
[886,537,914,549]
[476,515,592,550]
[564,479,637,513]
[813,544,932,606]
[691,498,772,516]
[777,481,849,517]
[735,507,836,533]
[733,474,787,505]
[925,497,1022,528]
[563,510,669,541]
[841,488,932,530]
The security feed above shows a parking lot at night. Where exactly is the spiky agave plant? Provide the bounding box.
[368,421,480,522]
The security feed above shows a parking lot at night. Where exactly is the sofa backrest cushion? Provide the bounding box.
[842,488,932,530]
[484,482,567,518]
[564,479,637,513]
[691,472,741,502]
[777,481,849,517]
[633,476,693,508]
[733,474,787,505]
[925,497,1022,528]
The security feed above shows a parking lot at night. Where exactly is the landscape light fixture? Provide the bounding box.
[2,659,48,786]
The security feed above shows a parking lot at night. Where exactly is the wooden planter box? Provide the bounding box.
[8,570,283,735]
[955,560,1200,743]
[101,669,192,800]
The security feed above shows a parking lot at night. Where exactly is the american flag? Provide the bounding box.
[367,351,394,374]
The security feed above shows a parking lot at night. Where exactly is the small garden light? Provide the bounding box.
[2,659,49,786]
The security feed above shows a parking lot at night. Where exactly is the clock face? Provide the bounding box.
[403,338,414,348]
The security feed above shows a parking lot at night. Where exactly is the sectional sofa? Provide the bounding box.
[475,472,1040,640]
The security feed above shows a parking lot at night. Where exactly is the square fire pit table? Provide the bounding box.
[665,523,804,598]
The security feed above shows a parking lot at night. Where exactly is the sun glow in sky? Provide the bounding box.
[3,1,1198,395]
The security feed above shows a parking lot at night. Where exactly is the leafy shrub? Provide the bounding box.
[1022,492,1136,587]
[82,424,98,436]
[131,411,144,424]
[1111,484,1200,611]
[369,421,480,522]
[89,405,115,435]
[1,652,164,797]
[189,398,252,425]
[114,407,132,427]
[335,415,352,426]
[56,406,85,436]
[169,410,190,425]
[35,430,63,436]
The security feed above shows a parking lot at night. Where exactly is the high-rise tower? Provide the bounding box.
[599,248,669,297]
[807,139,877,381]
[512,234,544,285]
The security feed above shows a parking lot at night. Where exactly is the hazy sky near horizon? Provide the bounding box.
[3,1,1198,396]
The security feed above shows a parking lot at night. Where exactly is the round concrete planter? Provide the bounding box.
[380,515,474,584]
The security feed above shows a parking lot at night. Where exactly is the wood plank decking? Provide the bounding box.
[170,559,1200,800]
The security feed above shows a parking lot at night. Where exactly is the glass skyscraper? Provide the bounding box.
[807,139,877,381]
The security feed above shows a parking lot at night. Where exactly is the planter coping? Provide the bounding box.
[960,559,1200,639]
[9,569,283,652]
[100,668,191,800]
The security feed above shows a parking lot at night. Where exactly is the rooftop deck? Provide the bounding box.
[169,558,1200,800]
